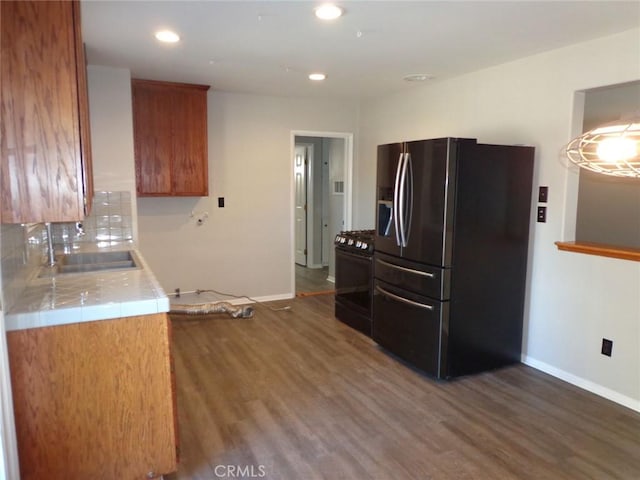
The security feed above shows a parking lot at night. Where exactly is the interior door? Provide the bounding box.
[294,145,308,266]
[321,154,330,266]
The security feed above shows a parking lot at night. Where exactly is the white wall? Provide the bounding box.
[356,28,640,410]
[86,65,138,241]
[137,92,358,300]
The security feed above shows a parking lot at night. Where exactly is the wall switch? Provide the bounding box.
[537,206,547,223]
[601,338,613,357]
[218,197,225,208]
[538,186,548,203]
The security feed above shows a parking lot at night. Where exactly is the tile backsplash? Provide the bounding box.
[51,191,134,247]
[0,223,42,313]
[1,191,134,311]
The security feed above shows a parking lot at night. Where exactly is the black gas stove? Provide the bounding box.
[334,229,375,256]
[334,229,375,336]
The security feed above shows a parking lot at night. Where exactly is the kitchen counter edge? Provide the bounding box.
[5,244,169,332]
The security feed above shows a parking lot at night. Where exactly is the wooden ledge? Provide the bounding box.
[555,241,640,262]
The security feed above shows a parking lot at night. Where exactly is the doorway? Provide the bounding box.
[291,131,353,296]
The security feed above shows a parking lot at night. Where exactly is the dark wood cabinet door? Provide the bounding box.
[133,82,174,195]
[1,0,89,223]
[73,2,94,216]
[132,79,209,197]
[172,87,209,195]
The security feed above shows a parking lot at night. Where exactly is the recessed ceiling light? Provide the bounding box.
[315,4,343,20]
[403,73,435,82]
[155,30,180,43]
[309,73,327,81]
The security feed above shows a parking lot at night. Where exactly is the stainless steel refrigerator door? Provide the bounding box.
[399,138,462,267]
[375,142,404,257]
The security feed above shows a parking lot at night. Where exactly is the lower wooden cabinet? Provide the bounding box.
[7,313,177,479]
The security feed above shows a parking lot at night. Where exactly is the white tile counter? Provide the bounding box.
[5,245,169,331]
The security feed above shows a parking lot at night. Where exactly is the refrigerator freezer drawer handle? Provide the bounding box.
[376,258,435,278]
[375,285,434,311]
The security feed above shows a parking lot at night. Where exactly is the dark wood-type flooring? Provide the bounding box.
[295,265,333,295]
[166,295,640,480]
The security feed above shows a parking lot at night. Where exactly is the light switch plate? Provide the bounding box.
[538,186,548,203]
[537,206,547,223]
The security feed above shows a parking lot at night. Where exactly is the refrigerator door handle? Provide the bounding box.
[376,285,434,311]
[393,151,405,246]
[376,258,435,278]
[398,152,409,247]
[404,153,413,246]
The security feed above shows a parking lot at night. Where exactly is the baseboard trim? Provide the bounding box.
[522,355,640,413]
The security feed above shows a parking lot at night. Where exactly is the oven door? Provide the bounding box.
[335,248,373,335]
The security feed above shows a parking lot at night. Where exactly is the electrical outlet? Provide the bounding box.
[538,186,548,203]
[601,338,613,357]
[537,206,547,223]
[218,197,225,208]
[175,288,181,298]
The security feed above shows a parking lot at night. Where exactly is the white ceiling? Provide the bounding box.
[81,1,640,99]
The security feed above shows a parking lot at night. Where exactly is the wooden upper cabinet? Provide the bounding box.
[132,79,210,197]
[73,4,94,217]
[0,0,94,223]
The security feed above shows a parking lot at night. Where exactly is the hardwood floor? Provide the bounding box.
[166,295,640,480]
[295,264,334,294]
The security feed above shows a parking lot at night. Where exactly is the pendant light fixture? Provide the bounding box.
[565,115,640,177]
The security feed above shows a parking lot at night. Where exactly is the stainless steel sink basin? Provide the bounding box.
[39,250,140,277]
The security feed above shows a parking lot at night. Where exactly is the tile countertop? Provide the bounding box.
[5,244,169,332]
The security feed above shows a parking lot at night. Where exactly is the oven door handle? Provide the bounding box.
[375,285,434,311]
[376,258,435,278]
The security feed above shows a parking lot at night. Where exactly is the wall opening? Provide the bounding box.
[575,80,640,249]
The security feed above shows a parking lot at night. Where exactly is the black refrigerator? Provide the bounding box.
[373,137,534,379]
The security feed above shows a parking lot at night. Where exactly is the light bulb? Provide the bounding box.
[315,4,343,20]
[155,30,180,43]
[309,73,326,81]
[596,137,638,163]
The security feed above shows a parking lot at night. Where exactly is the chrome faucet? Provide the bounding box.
[45,222,56,267]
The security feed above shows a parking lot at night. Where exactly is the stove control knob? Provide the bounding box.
[360,242,368,250]
[356,240,362,248]
[347,239,354,246]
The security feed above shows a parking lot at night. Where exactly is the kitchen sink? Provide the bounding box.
[39,250,140,277]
